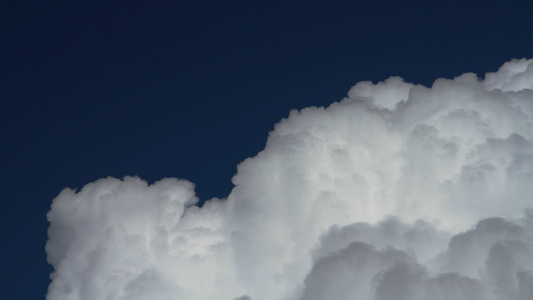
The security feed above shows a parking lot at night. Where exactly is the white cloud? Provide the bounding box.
[47,58,533,299]
[300,209,533,300]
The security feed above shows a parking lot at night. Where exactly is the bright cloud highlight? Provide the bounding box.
[47,58,533,300]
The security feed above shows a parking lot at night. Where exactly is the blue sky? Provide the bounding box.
[2,1,533,298]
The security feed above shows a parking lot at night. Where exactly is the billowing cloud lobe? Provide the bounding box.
[47,59,533,300]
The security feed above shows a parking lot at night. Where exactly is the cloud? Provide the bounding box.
[46,58,533,299]
[300,209,533,300]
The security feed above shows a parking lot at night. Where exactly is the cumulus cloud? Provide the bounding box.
[46,58,533,299]
[300,209,533,300]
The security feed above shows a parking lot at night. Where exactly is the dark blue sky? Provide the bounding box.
[2,0,532,298]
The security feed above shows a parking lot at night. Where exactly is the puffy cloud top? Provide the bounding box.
[47,58,533,300]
